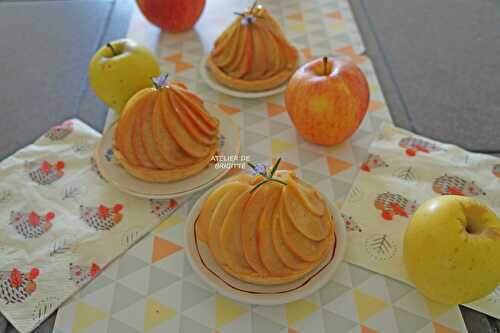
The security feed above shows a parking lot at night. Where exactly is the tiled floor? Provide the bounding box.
[0,0,498,332]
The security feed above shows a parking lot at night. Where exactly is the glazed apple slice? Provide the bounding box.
[287,173,325,216]
[272,208,313,270]
[136,92,173,169]
[208,182,250,267]
[220,190,255,274]
[170,91,217,146]
[241,182,282,274]
[279,196,334,262]
[176,89,218,136]
[151,95,197,167]
[114,89,149,166]
[158,89,212,158]
[257,189,296,276]
[283,185,329,241]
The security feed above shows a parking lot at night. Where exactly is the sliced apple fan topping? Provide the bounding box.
[207,3,299,92]
[196,171,336,285]
[113,79,220,182]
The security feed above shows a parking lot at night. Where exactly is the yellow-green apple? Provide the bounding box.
[404,195,500,304]
[285,56,369,145]
[88,39,160,113]
[137,0,206,33]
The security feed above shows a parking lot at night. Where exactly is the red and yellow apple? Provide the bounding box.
[285,57,369,145]
[137,0,205,33]
[404,195,500,304]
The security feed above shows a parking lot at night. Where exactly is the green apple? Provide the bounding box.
[404,195,500,304]
[88,38,160,113]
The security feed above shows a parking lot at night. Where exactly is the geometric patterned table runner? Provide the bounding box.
[55,0,469,332]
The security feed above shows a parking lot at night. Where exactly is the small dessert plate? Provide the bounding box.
[199,55,288,99]
[184,173,346,305]
[95,106,240,199]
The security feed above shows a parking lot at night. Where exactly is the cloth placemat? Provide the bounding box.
[343,123,500,318]
[53,206,467,333]
[0,120,185,333]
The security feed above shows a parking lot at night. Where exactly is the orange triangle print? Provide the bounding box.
[267,103,286,117]
[301,48,312,60]
[368,100,384,112]
[335,45,356,56]
[218,104,240,115]
[175,62,193,73]
[327,10,342,19]
[287,12,303,21]
[360,325,379,333]
[163,52,182,62]
[433,323,459,333]
[334,46,366,65]
[327,156,352,176]
[151,236,182,263]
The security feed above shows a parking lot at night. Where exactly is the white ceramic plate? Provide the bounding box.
[199,55,288,99]
[95,106,240,199]
[184,173,346,305]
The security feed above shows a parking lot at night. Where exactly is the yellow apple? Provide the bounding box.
[404,195,500,304]
[88,39,160,113]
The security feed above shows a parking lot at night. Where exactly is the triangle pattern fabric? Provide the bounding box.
[107,318,140,333]
[144,298,177,331]
[111,283,145,314]
[151,236,182,263]
[353,290,388,322]
[181,280,214,311]
[71,302,107,333]
[322,309,357,333]
[393,307,429,333]
[251,312,285,333]
[215,295,249,328]
[147,266,180,295]
[285,299,318,325]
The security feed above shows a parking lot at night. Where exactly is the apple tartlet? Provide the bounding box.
[196,171,335,285]
[113,78,220,183]
[207,2,299,92]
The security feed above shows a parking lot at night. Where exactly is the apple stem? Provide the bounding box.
[322,56,328,75]
[107,43,117,56]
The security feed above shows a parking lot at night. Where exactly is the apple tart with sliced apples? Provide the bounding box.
[195,169,336,285]
[113,76,220,183]
[207,2,299,92]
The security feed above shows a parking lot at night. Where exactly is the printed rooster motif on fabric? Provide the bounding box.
[150,199,178,220]
[0,268,39,304]
[374,192,418,221]
[9,210,55,239]
[432,174,486,196]
[45,120,74,141]
[399,137,443,157]
[80,203,123,231]
[69,263,100,286]
[361,154,389,172]
[25,160,65,185]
